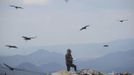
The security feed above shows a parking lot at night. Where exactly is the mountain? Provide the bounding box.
[78,49,134,72]
[16,62,65,73]
[26,49,64,66]
[17,62,41,72]
[0,50,134,73]
[0,39,134,73]
[0,49,65,73]
[40,63,65,73]
[0,49,64,67]
[42,39,134,59]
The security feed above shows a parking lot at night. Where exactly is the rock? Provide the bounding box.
[51,69,103,75]
[52,70,78,75]
[78,69,101,75]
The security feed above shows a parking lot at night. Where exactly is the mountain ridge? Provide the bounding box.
[0,39,134,72]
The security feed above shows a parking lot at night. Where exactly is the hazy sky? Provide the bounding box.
[0,0,134,57]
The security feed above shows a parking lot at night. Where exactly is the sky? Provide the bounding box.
[0,0,134,58]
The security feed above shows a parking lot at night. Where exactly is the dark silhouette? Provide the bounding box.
[118,20,128,23]
[22,36,36,41]
[3,63,26,72]
[3,63,14,71]
[103,45,109,47]
[65,0,69,3]
[10,5,23,9]
[5,45,18,49]
[80,25,90,31]
[65,49,77,71]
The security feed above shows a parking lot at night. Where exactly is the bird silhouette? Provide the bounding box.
[80,25,90,31]
[5,45,18,49]
[3,63,46,74]
[103,45,109,47]
[118,19,128,23]
[22,36,37,41]
[3,63,25,71]
[65,0,69,3]
[3,63,14,71]
[10,5,23,9]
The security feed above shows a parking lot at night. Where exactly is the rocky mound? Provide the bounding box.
[52,69,104,75]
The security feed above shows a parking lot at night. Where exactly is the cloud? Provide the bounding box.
[23,0,49,5]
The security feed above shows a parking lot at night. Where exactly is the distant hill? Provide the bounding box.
[0,50,65,73]
[1,50,134,73]
[43,39,134,59]
[78,49,134,72]
[40,63,65,73]
[17,62,65,73]
[0,39,134,73]
[17,62,41,72]
[0,49,64,67]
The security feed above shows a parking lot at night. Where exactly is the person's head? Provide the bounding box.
[67,49,71,54]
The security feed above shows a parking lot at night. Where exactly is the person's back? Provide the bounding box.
[65,49,77,71]
[65,51,73,65]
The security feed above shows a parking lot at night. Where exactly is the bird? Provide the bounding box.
[118,19,128,23]
[103,45,109,47]
[3,63,14,71]
[10,5,23,9]
[80,25,90,31]
[3,63,28,72]
[5,45,18,49]
[65,0,69,3]
[22,36,37,41]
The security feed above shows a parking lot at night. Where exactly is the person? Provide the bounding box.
[65,49,77,71]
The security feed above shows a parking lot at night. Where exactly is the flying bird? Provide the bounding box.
[3,63,44,74]
[103,45,109,47]
[3,63,14,71]
[3,63,24,71]
[22,36,37,41]
[5,45,18,49]
[10,5,23,9]
[80,25,90,31]
[65,0,69,2]
[118,19,128,23]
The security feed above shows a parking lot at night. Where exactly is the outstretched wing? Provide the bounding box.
[80,25,90,31]
[3,63,26,71]
[85,25,90,27]
[10,5,16,7]
[104,45,109,47]
[13,46,18,48]
[80,27,84,31]
[5,45,18,48]
[17,6,23,9]
[22,36,27,38]
[3,63,14,71]
[10,5,23,9]
[30,36,37,39]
